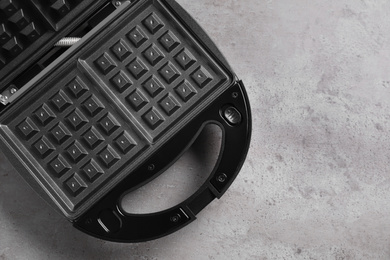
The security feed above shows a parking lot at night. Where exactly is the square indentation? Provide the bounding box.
[159,94,180,116]
[17,117,39,140]
[143,12,164,34]
[98,113,120,135]
[175,48,196,70]
[115,131,136,154]
[51,0,70,16]
[127,26,148,48]
[50,122,72,144]
[143,107,164,130]
[50,90,72,112]
[142,76,164,98]
[159,62,180,84]
[34,104,56,126]
[49,155,71,177]
[65,174,87,196]
[82,159,103,182]
[66,108,88,131]
[110,39,132,61]
[159,31,180,52]
[0,0,18,16]
[67,76,88,98]
[66,141,88,163]
[191,66,213,88]
[82,126,104,149]
[110,71,132,93]
[82,95,105,117]
[33,136,55,159]
[3,37,23,57]
[20,22,40,42]
[175,80,197,102]
[95,52,116,75]
[127,58,148,80]
[143,44,164,66]
[127,89,148,112]
[9,9,29,30]
[98,145,120,168]
[0,24,12,45]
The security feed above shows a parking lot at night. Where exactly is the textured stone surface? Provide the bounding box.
[1,0,390,259]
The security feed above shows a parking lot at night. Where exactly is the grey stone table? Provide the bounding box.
[1,0,390,259]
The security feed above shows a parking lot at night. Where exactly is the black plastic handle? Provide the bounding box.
[73,81,251,242]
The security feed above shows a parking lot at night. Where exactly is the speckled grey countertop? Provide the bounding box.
[1,0,390,259]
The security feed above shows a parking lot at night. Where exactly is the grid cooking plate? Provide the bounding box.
[0,0,233,219]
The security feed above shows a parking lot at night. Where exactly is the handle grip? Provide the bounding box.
[73,81,251,242]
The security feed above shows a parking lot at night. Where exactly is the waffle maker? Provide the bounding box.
[0,0,251,242]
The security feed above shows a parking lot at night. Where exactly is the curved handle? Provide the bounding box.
[73,81,252,242]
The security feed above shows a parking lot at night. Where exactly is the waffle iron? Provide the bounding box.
[0,0,251,242]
